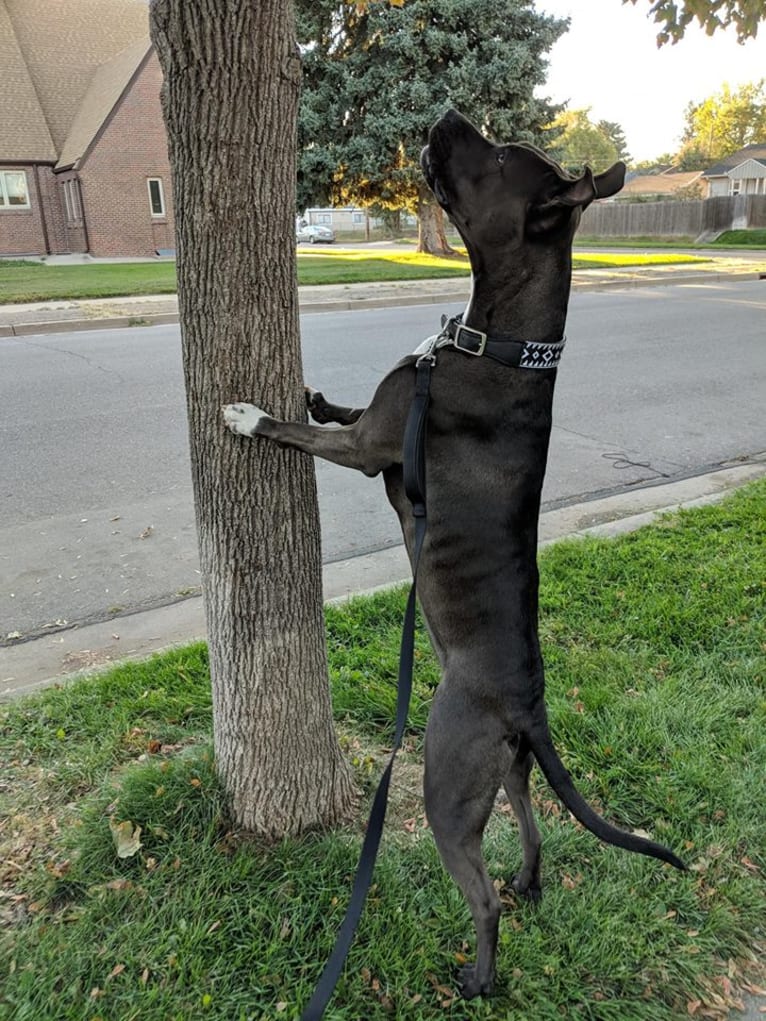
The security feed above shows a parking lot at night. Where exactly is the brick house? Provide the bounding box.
[0,0,174,258]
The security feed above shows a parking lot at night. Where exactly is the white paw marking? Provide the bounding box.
[222,402,271,436]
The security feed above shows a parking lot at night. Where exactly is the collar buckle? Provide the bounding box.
[452,322,487,357]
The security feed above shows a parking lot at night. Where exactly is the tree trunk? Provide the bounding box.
[149,0,354,839]
[416,184,455,256]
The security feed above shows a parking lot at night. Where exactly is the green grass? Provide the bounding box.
[0,260,179,304]
[575,235,700,249]
[713,229,766,247]
[2,481,765,1019]
[0,249,712,304]
[575,231,766,250]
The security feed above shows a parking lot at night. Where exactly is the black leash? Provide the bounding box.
[300,355,433,1021]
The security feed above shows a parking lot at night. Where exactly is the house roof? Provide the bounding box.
[0,1,56,162]
[620,171,702,197]
[57,39,152,170]
[1,0,150,164]
[702,144,766,178]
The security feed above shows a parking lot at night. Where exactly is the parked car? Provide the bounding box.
[296,224,336,244]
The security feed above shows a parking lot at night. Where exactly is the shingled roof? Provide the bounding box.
[702,144,766,177]
[1,0,150,165]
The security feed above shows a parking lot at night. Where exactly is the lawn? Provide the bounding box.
[1,482,764,1020]
[575,231,766,250]
[0,249,711,304]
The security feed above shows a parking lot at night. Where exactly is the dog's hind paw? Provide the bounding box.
[222,402,271,437]
[511,874,542,904]
[457,963,494,1000]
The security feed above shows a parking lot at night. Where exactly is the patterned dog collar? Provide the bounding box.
[439,315,566,370]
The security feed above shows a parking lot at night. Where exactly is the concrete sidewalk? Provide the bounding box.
[1,257,765,336]
[2,455,764,699]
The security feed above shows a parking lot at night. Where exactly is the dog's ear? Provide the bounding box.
[540,161,626,212]
[528,161,626,235]
[594,161,627,200]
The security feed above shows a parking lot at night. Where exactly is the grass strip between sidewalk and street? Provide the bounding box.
[0,249,712,305]
[1,480,764,1020]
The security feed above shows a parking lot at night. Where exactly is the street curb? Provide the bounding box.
[1,270,763,337]
[2,457,764,699]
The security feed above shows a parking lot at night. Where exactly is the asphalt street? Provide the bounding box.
[1,277,764,640]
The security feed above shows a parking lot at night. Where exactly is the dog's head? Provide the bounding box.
[421,109,625,250]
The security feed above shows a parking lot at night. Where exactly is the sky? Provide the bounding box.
[536,0,766,161]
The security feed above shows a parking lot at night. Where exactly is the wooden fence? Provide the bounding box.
[579,194,766,238]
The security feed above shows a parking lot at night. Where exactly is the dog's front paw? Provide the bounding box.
[222,402,271,437]
[457,963,494,1000]
[304,386,333,425]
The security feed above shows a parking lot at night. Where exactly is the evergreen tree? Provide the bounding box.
[597,119,631,164]
[297,0,566,254]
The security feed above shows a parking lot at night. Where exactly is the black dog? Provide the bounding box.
[224,109,684,999]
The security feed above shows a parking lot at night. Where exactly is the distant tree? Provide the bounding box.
[297,0,566,254]
[549,109,621,173]
[632,153,676,173]
[624,0,765,44]
[597,119,631,164]
[677,79,766,167]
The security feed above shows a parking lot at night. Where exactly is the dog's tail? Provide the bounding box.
[525,721,686,870]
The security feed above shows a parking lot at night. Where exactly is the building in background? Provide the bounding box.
[0,0,173,258]
[701,145,766,198]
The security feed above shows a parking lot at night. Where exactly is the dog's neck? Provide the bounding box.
[462,244,573,346]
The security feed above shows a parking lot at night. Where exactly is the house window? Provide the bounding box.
[729,179,741,196]
[352,212,364,224]
[147,178,165,217]
[0,170,31,209]
[62,179,82,223]
[317,213,332,225]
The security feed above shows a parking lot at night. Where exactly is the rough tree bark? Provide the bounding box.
[416,184,455,256]
[149,0,354,838]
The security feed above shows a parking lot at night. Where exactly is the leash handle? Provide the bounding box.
[299,359,431,1021]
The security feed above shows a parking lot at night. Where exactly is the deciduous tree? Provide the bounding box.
[677,79,766,167]
[149,0,355,839]
[549,109,622,173]
[625,0,765,44]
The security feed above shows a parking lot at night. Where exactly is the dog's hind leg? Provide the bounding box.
[424,692,505,999]
[502,737,542,903]
[304,386,364,426]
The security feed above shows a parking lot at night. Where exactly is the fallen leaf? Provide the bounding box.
[207,920,221,934]
[141,968,149,984]
[139,526,154,539]
[687,1000,701,1015]
[276,1004,287,1014]
[105,878,133,891]
[109,818,142,859]
[108,963,125,980]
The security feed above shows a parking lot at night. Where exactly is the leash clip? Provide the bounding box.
[414,333,440,367]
